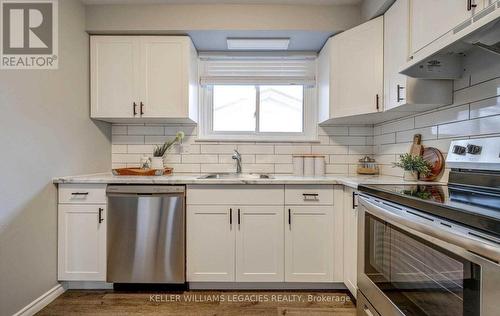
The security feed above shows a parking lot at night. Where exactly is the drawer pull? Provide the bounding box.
[71,192,89,196]
[352,192,358,209]
[288,209,291,226]
[302,193,319,201]
[229,208,232,225]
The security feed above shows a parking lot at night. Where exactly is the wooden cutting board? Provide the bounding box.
[419,147,444,181]
[410,134,423,156]
[112,168,173,176]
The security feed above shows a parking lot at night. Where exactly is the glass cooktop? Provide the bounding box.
[358,184,500,238]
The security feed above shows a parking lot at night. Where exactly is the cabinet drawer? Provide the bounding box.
[285,185,334,205]
[59,184,107,204]
[187,185,284,205]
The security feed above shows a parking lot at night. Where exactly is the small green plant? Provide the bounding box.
[153,131,185,157]
[393,153,432,176]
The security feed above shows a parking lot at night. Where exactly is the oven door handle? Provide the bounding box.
[360,197,500,263]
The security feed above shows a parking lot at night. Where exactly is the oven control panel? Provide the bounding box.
[446,137,500,171]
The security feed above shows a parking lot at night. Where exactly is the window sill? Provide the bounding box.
[195,137,320,143]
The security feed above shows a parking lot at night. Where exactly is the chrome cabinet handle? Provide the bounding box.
[302,193,319,201]
[397,84,405,102]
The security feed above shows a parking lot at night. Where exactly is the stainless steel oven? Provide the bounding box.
[357,194,500,316]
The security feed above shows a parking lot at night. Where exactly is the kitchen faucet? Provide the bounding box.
[232,149,242,174]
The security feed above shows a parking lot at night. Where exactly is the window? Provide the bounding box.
[198,55,317,141]
[212,85,304,133]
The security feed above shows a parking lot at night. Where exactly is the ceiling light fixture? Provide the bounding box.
[226,38,290,50]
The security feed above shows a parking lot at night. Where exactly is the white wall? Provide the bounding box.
[85,3,362,33]
[374,48,500,180]
[0,1,111,315]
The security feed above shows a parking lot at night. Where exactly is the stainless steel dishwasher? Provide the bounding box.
[106,185,185,284]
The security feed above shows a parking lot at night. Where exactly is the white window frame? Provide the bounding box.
[198,84,317,142]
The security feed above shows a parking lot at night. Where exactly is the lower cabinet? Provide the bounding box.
[343,187,359,297]
[236,206,284,282]
[186,205,235,282]
[186,184,337,284]
[285,206,334,282]
[187,204,284,282]
[58,204,107,281]
[58,184,107,281]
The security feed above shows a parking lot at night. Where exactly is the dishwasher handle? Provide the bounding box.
[106,185,185,195]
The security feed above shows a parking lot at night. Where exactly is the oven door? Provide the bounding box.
[357,195,500,316]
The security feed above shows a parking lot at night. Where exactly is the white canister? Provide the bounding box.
[314,156,325,177]
[304,156,315,177]
[293,156,304,176]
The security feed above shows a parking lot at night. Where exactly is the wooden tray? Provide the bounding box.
[419,147,444,181]
[112,168,173,176]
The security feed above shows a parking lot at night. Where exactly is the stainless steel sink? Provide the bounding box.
[198,173,273,180]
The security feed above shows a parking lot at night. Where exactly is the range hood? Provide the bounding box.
[401,2,500,79]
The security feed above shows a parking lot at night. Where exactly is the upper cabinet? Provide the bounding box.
[384,0,452,112]
[91,36,198,123]
[409,0,489,56]
[318,16,384,123]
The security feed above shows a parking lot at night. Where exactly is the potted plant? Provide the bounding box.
[151,131,185,170]
[393,153,431,181]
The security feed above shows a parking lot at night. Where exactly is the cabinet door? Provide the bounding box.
[236,206,284,282]
[285,206,334,282]
[140,37,187,118]
[331,16,383,118]
[410,0,477,55]
[187,205,235,282]
[91,36,140,118]
[58,205,106,281]
[343,188,358,297]
[384,0,409,111]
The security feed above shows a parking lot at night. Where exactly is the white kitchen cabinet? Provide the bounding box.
[343,187,358,298]
[58,204,106,281]
[91,36,198,122]
[384,0,452,112]
[285,206,334,282]
[186,205,235,282]
[236,206,284,282]
[90,36,140,118]
[318,16,383,122]
[187,185,285,283]
[409,0,485,56]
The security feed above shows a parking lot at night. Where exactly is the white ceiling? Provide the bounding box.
[82,0,361,5]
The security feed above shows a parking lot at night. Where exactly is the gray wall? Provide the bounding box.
[0,0,111,315]
[85,3,362,33]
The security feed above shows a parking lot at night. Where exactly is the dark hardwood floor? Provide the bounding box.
[37,290,356,315]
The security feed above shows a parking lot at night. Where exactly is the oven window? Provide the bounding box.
[365,214,481,316]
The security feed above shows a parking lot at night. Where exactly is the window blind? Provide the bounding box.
[199,57,316,86]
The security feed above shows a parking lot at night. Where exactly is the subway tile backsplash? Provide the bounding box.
[111,124,375,175]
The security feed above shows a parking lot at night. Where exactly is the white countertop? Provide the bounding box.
[53,172,443,189]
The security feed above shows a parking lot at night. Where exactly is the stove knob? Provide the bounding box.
[466,144,482,155]
[452,145,466,155]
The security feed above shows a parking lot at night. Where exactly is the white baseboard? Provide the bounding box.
[13,284,65,316]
